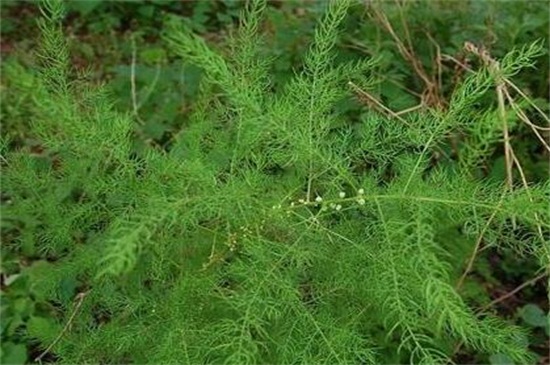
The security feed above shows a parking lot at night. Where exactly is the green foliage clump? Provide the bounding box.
[1,0,548,364]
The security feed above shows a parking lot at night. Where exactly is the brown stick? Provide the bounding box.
[35,291,89,364]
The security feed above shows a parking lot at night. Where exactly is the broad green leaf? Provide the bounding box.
[520,304,548,327]
[489,353,515,365]
[140,47,167,65]
[27,316,60,343]
[59,276,77,303]
[137,5,155,18]
[12,298,32,317]
[1,342,28,365]
[68,0,103,16]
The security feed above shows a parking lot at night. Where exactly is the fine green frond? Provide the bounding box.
[36,0,69,94]
[2,1,547,364]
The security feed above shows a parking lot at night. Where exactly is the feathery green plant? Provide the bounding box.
[1,0,548,364]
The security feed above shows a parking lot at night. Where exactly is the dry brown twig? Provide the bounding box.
[348,81,411,126]
[450,42,549,361]
[444,46,550,137]
[480,271,547,312]
[368,0,444,109]
[35,291,90,364]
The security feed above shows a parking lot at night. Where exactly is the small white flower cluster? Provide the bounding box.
[356,188,365,205]
[227,232,238,251]
[281,188,366,213]
[239,225,252,238]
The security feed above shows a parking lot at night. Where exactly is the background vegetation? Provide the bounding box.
[1,1,548,364]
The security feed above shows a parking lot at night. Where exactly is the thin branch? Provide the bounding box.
[348,81,410,126]
[35,291,89,364]
[130,37,144,126]
[497,83,514,190]
[509,148,547,248]
[452,272,547,359]
[444,52,550,131]
[370,1,442,108]
[455,205,501,291]
[481,272,547,312]
[394,104,423,116]
[504,78,550,126]
[503,87,550,152]
[137,62,162,110]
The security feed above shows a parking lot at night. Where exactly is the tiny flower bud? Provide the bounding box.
[315,196,323,203]
[358,188,364,195]
[298,199,305,204]
[339,192,346,198]
[357,198,365,205]
[335,204,342,211]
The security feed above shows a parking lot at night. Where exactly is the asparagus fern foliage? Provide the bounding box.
[1,0,548,363]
